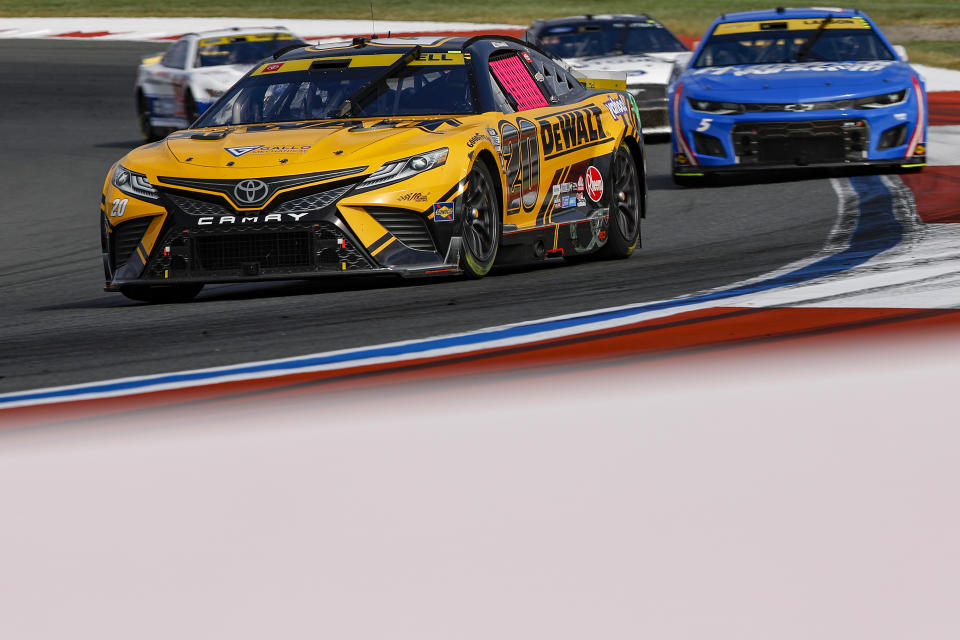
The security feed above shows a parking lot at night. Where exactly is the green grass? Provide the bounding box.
[2,1,960,36]
[4,0,960,68]
[905,40,960,70]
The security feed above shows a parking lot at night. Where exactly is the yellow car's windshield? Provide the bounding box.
[196,63,475,126]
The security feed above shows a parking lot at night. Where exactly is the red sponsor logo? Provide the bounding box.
[585,166,603,202]
[262,63,283,73]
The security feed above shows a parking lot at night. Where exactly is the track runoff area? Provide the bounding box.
[2,19,960,426]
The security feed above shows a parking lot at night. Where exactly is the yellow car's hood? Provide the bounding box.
[161,119,470,169]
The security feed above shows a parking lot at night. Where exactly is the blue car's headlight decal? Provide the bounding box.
[686,89,909,115]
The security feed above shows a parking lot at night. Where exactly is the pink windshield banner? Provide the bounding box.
[489,55,549,110]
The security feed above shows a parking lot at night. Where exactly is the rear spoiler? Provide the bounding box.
[571,69,627,91]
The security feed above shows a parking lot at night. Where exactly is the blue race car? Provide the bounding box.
[668,7,927,184]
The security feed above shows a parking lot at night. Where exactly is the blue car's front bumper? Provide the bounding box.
[669,84,927,175]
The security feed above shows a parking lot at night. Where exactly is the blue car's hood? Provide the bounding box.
[682,60,914,102]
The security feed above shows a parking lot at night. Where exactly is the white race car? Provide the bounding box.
[136,27,306,140]
[526,14,689,134]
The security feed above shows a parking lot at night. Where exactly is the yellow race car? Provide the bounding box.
[101,35,647,302]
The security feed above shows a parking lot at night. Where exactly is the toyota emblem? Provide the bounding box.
[233,179,269,205]
[784,103,815,112]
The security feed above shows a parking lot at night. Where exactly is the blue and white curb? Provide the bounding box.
[0,175,915,410]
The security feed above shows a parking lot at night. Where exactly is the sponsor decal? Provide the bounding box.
[227,144,312,157]
[197,212,310,226]
[915,143,926,155]
[585,166,603,202]
[433,202,455,222]
[895,112,908,121]
[486,127,501,153]
[466,132,489,148]
[577,196,586,207]
[260,145,311,154]
[711,17,871,36]
[691,61,895,76]
[534,72,545,82]
[225,145,262,157]
[521,51,533,63]
[603,95,629,121]
[417,51,462,63]
[784,103,815,112]
[233,179,269,205]
[577,176,584,192]
[262,63,284,73]
[399,192,429,203]
[491,41,509,48]
[537,105,610,159]
[552,184,561,196]
[674,152,689,165]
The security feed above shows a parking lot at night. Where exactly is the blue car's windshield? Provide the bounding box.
[195,60,475,126]
[536,21,687,58]
[694,28,895,67]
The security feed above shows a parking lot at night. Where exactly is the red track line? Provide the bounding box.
[51,31,120,38]
[901,166,960,223]
[6,307,960,428]
[929,91,960,126]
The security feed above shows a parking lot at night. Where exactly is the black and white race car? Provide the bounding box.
[526,14,689,133]
[136,26,305,140]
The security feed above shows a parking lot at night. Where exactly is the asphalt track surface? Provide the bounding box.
[0,39,843,394]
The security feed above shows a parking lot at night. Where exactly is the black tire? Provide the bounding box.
[120,284,203,304]
[897,164,924,174]
[458,161,502,278]
[137,92,161,142]
[184,91,199,126]
[597,143,641,259]
[673,172,715,187]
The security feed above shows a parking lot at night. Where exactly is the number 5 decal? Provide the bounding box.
[110,198,128,217]
[696,118,713,132]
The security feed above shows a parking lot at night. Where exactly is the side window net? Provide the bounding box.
[489,54,549,111]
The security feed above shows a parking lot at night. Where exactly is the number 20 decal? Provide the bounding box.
[499,118,541,215]
[110,198,128,217]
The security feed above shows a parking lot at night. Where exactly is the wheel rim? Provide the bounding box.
[612,150,640,240]
[461,167,499,262]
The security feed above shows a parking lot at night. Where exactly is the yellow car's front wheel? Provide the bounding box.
[459,161,501,279]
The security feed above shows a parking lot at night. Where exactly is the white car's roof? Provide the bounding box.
[179,26,294,41]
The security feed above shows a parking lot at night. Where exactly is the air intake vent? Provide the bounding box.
[111,216,154,268]
[195,231,312,270]
[367,208,436,252]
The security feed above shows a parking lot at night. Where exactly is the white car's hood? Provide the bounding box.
[564,52,685,85]
[189,64,251,91]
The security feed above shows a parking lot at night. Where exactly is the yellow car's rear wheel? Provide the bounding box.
[459,161,501,279]
[598,143,641,259]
